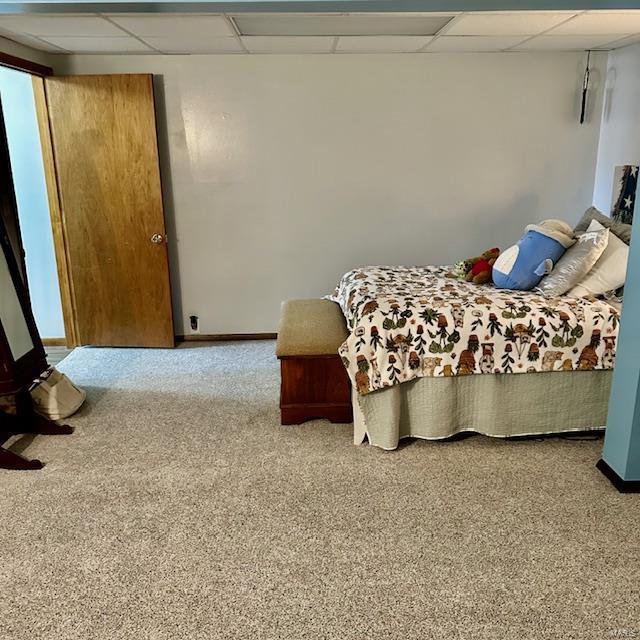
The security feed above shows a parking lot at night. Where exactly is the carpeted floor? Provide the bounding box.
[1,341,638,640]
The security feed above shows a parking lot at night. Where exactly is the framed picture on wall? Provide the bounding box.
[611,165,638,225]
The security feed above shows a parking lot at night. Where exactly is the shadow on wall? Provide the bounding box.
[153,75,184,334]
[602,66,617,123]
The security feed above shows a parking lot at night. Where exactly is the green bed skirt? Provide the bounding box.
[354,370,612,450]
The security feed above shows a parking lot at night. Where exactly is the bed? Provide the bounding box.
[330,265,619,449]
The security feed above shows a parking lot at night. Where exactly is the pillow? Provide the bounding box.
[536,226,609,297]
[567,220,629,298]
[492,219,575,291]
[574,206,632,245]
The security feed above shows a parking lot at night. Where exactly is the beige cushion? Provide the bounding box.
[276,299,348,357]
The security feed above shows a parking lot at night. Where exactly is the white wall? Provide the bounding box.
[58,51,606,334]
[593,43,640,213]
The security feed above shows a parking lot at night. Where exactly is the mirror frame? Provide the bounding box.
[0,96,47,396]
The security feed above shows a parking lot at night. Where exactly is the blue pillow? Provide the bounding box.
[493,220,575,291]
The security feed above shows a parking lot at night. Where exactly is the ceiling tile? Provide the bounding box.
[599,34,640,49]
[446,12,576,36]
[336,36,432,52]
[549,11,640,35]
[108,15,235,38]
[0,31,66,52]
[513,34,625,50]
[37,36,153,53]
[241,36,333,53]
[428,35,526,52]
[233,14,454,36]
[0,14,124,37]
[141,35,243,53]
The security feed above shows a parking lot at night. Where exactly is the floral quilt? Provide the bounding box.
[329,265,620,396]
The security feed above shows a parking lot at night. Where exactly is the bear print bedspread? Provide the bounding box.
[329,265,620,396]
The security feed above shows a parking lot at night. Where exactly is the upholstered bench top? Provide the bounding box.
[276,299,348,357]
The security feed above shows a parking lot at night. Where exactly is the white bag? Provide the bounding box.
[30,367,86,420]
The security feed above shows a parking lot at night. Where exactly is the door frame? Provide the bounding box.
[0,53,77,346]
[0,51,52,78]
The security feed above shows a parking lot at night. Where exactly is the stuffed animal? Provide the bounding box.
[452,248,501,285]
[451,259,473,279]
[493,220,574,291]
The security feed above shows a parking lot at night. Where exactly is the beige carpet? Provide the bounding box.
[1,341,638,640]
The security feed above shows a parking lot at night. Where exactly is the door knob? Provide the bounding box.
[150,233,165,245]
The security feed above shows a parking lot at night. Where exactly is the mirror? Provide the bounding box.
[0,92,47,400]
[0,242,33,360]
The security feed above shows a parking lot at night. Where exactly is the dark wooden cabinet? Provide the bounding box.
[279,355,353,425]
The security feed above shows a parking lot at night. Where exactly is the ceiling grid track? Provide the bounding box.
[0,9,639,54]
[223,14,250,52]
[98,14,164,53]
[504,10,588,51]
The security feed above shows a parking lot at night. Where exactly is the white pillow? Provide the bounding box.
[567,219,629,298]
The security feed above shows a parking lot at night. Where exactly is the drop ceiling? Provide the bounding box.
[0,10,639,54]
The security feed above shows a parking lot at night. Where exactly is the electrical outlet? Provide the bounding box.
[189,315,200,334]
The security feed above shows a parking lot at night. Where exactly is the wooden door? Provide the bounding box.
[43,74,173,347]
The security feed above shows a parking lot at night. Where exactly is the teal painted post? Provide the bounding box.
[601,203,640,484]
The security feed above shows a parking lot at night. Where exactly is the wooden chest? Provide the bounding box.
[279,354,352,425]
